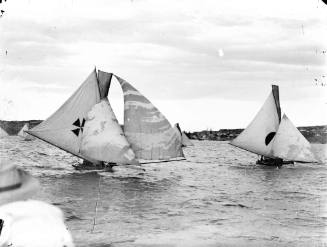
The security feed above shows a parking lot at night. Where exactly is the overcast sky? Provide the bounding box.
[0,0,326,131]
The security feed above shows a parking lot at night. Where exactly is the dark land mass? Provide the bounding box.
[185,125,327,144]
[0,120,42,135]
[0,120,326,144]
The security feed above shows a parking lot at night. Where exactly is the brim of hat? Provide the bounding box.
[0,169,39,206]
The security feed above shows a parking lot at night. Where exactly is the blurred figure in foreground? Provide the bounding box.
[0,159,74,247]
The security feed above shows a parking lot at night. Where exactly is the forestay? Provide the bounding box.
[272,114,317,163]
[27,69,101,162]
[115,75,184,161]
[230,91,280,157]
[80,99,139,165]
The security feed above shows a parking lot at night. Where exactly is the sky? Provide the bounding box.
[0,0,326,131]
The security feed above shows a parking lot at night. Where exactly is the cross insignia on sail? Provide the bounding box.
[71,118,86,137]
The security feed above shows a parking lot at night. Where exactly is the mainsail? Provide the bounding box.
[272,114,317,163]
[80,98,138,165]
[0,126,8,138]
[18,123,33,140]
[230,86,281,157]
[27,69,101,162]
[115,75,184,161]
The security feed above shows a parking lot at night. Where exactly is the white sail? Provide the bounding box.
[80,99,139,165]
[27,69,101,162]
[115,75,184,161]
[18,123,33,140]
[230,91,280,157]
[272,114,317,162]
[0,126,8,138]
[182,132,194,146]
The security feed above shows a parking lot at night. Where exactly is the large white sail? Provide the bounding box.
[80,99,139,165]
[115,75,184,161]
[272,114,317,162]
[0,126,8,138]
[230,91,280,157]
[27,69,101,162]
[18,123,33,140]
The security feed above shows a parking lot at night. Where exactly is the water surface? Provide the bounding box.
[1,137,326,246]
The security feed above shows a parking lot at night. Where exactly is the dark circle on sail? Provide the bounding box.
[265,132,276,146]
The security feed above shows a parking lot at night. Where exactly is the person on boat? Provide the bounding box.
[75,159,117,171]
[82,159,105,169]
[258,156,284,166]
[0,159,74,247]
[74,159,119,172]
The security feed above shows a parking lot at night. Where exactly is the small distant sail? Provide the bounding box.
[27,69,101,162]
[272,114,317,163]
[182,132,194,146]
[0,126,8,138]
[80,99,139,165]
[18,123,33,140]
[115,75,184,161]
[230,89,280,157]
[174,123,193,147]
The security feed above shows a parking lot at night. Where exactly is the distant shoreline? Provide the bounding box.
[1,120,326,144]
[184,126,327,144]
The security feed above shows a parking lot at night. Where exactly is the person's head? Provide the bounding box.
[0,159,39,206]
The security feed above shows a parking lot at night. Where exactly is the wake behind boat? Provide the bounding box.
[230,85,317,166]
[27,69,184,171]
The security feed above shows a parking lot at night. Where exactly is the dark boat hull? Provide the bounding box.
[72,161,117,172]
[256,157,294,166]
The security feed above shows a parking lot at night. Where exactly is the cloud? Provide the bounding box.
[0,0,326,128]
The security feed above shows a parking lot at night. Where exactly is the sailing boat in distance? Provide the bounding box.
[174,123,194,147]
[27,69,184,169]
[0,125,9,138]
[18,123,34,141]
[230,85,317,166]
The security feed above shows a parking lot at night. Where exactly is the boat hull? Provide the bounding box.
[256,158,294,166]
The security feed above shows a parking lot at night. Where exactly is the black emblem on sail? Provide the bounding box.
[0,219,3,235]
[265,132,276,145]
[71,118,86,136]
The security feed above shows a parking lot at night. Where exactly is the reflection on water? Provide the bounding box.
[1,137,326,246]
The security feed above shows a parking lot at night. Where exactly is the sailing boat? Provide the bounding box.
[230,85,317,166]
[27,69,184,168]
[0,126,8,138]
[174,123,194,147]
[115,75,184,163]
[18,123,33,141]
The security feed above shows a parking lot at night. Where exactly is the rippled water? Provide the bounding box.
[1,136,326,246]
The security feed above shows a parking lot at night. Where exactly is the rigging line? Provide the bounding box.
[92,174,102,233]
